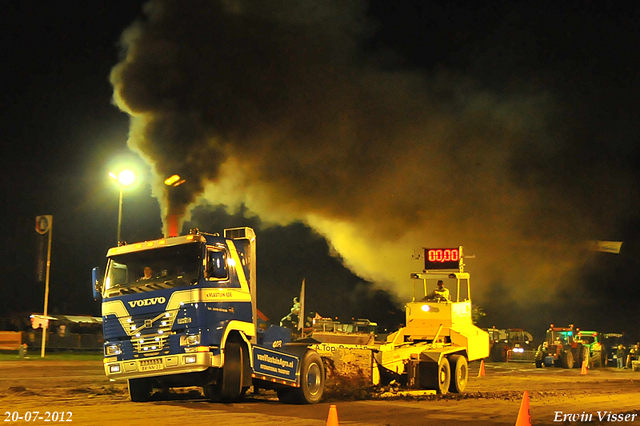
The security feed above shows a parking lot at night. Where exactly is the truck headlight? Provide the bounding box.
[180,333,201,346]
[105,343,122,356]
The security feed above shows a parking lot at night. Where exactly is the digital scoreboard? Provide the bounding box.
[423,247,461,270]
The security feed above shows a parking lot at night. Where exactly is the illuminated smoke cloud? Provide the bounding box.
[111,0,634,302]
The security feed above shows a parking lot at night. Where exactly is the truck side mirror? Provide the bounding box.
[92,267,102,300]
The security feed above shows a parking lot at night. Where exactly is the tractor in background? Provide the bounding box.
[534,324,590,368]
[575,330,606,368]
[487,327,534,362]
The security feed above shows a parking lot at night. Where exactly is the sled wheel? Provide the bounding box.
[425,357,451,394]
[448,355,468,393]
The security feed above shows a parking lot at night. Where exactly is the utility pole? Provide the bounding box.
[35,215,53,358]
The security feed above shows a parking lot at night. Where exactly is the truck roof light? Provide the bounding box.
[164,174,181,186]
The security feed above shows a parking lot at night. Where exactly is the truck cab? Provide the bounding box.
[93,227,325,404]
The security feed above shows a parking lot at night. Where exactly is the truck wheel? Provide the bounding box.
[206,342,245,402]
[562,351,574,369]
[128,378,152,402]
[448,355,468,393]
[425,357,451,394]
[278,350,324,404]
[300,351,325,403]
[220,342,244,401]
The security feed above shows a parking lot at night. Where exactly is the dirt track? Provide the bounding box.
[1,360,639,425]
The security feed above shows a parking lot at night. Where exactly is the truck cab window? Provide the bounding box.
[207,250,228,280]
[103,242,201,296]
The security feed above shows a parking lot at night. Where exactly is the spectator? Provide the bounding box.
[626,343,638,368]
[616,344,625,369]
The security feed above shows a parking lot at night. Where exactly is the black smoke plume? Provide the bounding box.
[111,0,639,308]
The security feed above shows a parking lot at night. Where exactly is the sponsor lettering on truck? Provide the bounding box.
[91,227,325,403]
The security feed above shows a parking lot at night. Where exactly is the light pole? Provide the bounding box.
[109,169,136,243]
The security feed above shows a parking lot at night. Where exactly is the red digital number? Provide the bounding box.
[427,249,459,263]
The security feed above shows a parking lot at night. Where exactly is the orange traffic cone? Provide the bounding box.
[580,360,588,375]
[515,391,531,426]
[477,359,486,377]
[326,404,339,426]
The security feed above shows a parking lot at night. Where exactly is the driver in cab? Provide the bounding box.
[422,280,450,302]
[139,266,153,281]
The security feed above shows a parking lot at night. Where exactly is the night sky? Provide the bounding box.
[2,1,639,340]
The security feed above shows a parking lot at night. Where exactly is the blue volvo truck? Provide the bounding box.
[92,227,324,403]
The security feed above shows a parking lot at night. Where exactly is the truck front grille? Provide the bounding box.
[133,333,169,355]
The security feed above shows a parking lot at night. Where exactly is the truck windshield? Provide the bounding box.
[103,242,201,297]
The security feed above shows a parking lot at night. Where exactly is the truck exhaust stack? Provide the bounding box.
[167,214,178,237]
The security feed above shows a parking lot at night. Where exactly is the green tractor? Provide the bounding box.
[575,330,606,368]
[534,324,589,369]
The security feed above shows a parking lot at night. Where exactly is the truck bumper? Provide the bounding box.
[104,351,220,381]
